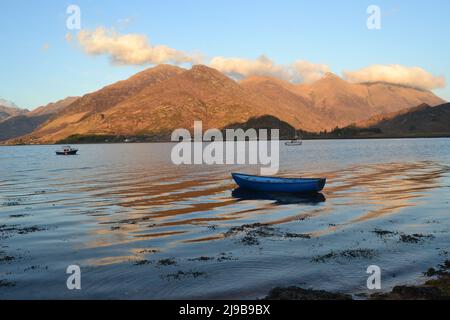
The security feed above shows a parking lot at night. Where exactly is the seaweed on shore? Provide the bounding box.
[224,223,311,246]
[157,258,177,266]
[164,270,207,281]
[188,252,237,262]
[373,260,450,300]
[399,233,434,243]
[134,259,152,266]
[9,214,31,218]
[0,250,18,263]
[265,260,450,300]
[137,249,160,255]
[24,265,48,272]
[188,256,215,262]
[0,279,16,287]
[0,224,46,239]
[216,252,238,262]
[0,255,15,263]
[265,286,352,300]
[224,223,277,238]
[311,249,376,263]
[373,229,397,237]
[372,229,434,243]
[134,257,178,267]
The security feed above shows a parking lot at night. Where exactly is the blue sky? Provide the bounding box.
[1,0,449,109]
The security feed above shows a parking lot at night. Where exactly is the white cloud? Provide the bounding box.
[0,99,19,109]
[72,28,445,91]
[291,60,330,84]
[209,56,330,84]
[76,27,199,65]
[72,28,330,84]
[343,64,446,90]
[209,55,291,80]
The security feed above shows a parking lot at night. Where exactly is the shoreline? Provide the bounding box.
[265,260,450,300]
[2,135,450,147]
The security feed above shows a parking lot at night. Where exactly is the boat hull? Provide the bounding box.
[232,173,326,193]
[56,150,78,155]
[285,141,302,146]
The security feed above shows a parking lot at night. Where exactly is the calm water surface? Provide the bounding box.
[1,139,450,299]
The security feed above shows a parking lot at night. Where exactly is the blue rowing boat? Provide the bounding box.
[231,173,326,193]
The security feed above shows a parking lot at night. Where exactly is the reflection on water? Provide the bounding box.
[0,139,450,299]
[232,188,326,205]
[309,161,449,237]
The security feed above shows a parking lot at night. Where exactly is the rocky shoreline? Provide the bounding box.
[265,260,450,300]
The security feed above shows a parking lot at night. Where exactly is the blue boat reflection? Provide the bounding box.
[232,188,326,205]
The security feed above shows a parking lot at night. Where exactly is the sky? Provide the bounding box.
[1,0,449,109]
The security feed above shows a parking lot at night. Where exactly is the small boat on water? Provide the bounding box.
[232,173,326,193]
[285,130,302,146]
[285,139,303,146]
[56,146,78,155]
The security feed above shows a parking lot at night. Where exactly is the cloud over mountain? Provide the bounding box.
[73,28,330,84]
[76,27,199,65]
[291,60,330,83]
[209,56,330,84]
[343,64,446,91]
[72,28,446,91]
[0,98,19,109]
[209,55,290,80]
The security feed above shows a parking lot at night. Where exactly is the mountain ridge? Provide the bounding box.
[360,102,450,135]
[0,101,28,122]
[0,97,79,142]
[6,64,447,144]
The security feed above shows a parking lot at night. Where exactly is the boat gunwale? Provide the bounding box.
[232,173,325,184]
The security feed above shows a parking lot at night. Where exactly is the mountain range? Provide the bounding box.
[0,97,78,141]
[2,64,447,144]
[0,99,28,122]
[355,102,450,136]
